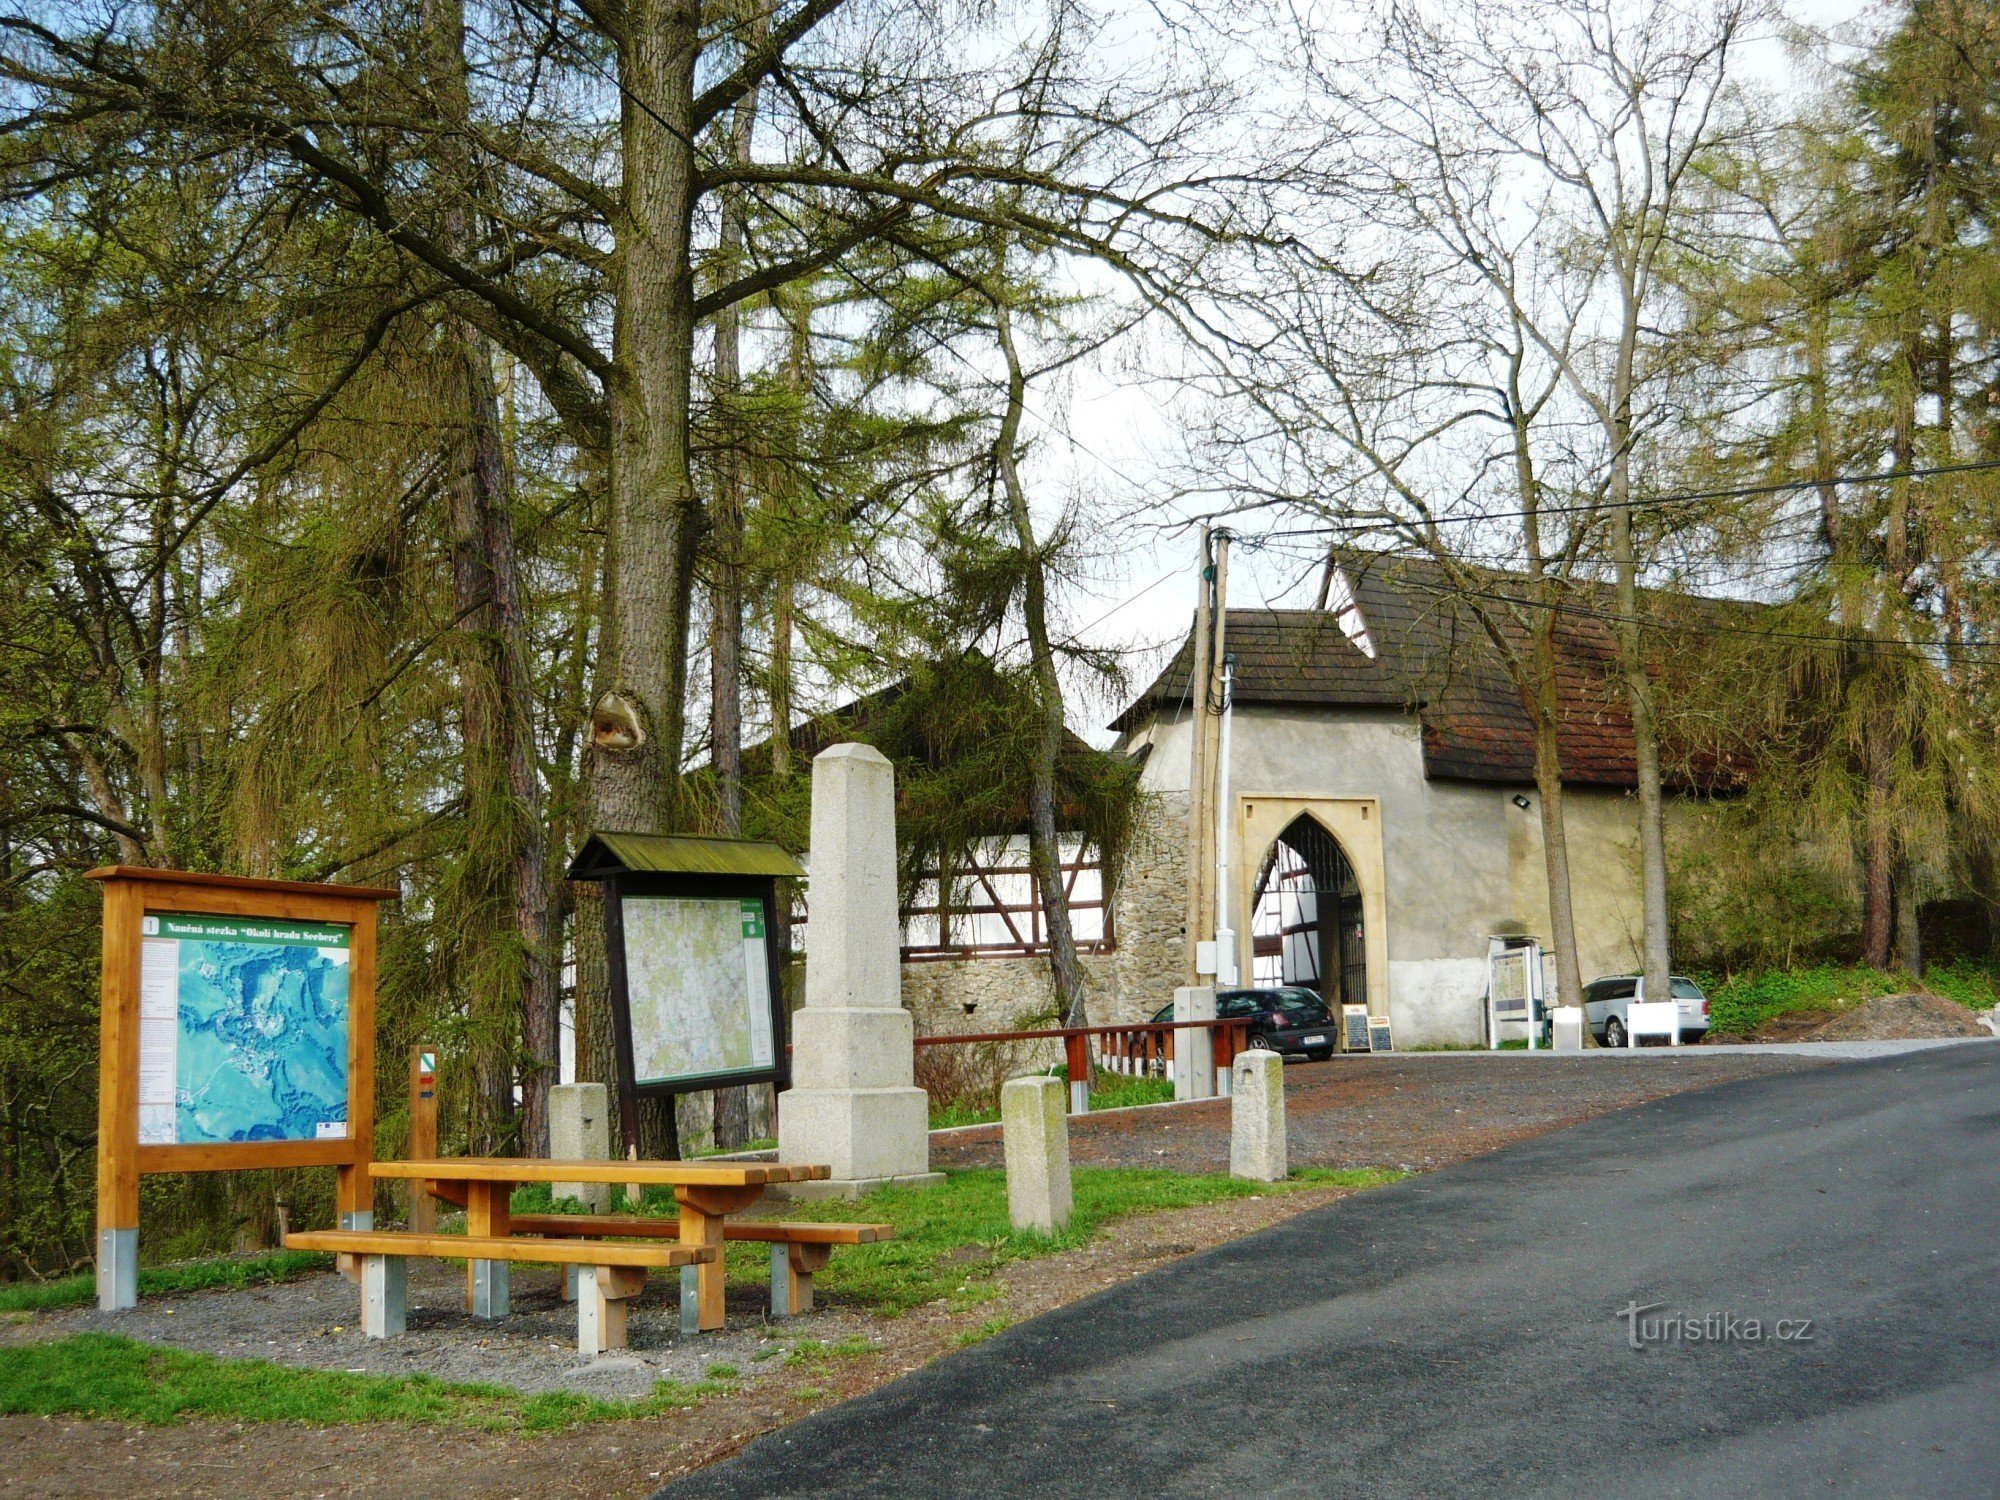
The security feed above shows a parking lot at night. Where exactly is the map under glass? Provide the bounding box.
[622,895,775,1086]
[137,913,351,1146]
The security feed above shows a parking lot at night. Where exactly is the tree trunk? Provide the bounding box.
[427,0,557,1152]
[1526,623,1586,1020]
[577,0,705,1154]
[1860,724,1894,969]
[1608,411,1672,1007]
[1893,859,1923,979]
[708,26,764,1151]
[992,301,1089,1027]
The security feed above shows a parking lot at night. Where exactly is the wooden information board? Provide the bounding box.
[88,866,395,1310]
[1342,1005,1371,1053]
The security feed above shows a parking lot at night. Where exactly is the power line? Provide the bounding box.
[1225,455,2000,542]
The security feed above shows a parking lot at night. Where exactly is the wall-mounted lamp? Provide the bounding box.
[1512,794,1532,810]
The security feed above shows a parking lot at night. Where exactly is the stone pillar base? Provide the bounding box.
[777,1085,931,1184]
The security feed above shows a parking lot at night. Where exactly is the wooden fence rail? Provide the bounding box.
[912,1018,1251,1113]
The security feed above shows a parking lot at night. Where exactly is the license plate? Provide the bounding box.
[1302,1034,1327,1045]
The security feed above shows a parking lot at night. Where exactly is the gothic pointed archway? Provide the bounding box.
[1249,815,1367,1009]
[1232,798,1390,1021]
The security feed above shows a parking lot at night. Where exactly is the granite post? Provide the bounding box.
[776,743,940,1197]
[1001,1075,1072,1233]
[550,1082,611,1213]
[1229,1048,1287,1182]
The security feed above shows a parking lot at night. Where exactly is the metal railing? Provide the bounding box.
[912,1018,1251,1114]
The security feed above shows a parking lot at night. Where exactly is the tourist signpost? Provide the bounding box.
[567,832,802,1153]
[88,867,395,1311]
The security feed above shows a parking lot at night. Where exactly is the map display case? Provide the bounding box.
[568,831,803,1150]
[88,867,395,1311]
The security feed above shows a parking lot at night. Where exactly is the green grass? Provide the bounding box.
[1700,961,2000,1036]
[0,1333,736,1430]
[691,1165,1402,1313]
[931,1071,1177,1128]
[0,1251,334,1315]
[1086,1071,1175,1110]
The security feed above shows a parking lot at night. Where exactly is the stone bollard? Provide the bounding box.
[1229,1049,1287,1182]
[550,1083,612,1213]
[1172,985,1217,1101]
[1551,1006,1585,1053]
[1001,1075,1072,1234]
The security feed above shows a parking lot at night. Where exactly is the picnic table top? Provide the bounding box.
[371,1157,830,1187]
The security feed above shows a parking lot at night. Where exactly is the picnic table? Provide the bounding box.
[287,1157,833,1351]
[372,1157,830,1331]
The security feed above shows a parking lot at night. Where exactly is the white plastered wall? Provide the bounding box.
[1127,704,1655,1047]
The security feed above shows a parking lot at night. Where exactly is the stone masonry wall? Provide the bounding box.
[896,790,1191,1034]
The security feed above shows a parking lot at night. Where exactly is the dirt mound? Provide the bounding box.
[1729,992,1993,1044]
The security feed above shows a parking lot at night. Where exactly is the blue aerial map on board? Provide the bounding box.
[176,940,349,1144]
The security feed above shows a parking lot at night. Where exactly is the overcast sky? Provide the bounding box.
[1027,0,1885,744]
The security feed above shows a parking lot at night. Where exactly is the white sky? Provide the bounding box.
[1032,0,1885,745]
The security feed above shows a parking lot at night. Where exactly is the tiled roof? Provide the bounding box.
[1114,550,1746,790]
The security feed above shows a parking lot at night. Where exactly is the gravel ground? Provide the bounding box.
[24,1260,880,1399]
[934,1048,1832,1175]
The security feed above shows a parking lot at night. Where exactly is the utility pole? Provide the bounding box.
[1183,528,1232,984]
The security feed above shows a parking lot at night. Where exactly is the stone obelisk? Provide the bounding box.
[776,743,939,1197]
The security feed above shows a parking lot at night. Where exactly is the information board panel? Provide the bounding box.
[138,912,352,1146]
[621,894,778,1088]
[1368,1014,1394,1052]
[1342,1005,1371,1053]
[88,866,393,1313]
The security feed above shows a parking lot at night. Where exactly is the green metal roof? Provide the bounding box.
[567,830,804,881]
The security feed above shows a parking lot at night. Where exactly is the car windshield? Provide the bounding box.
[1227,987,1324,1015]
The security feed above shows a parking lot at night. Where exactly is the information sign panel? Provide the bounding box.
[137,912,353,1146]
[620,894,778,1088]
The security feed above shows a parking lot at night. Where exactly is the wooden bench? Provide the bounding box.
[507,1213,895,1317]
[285,1228,711,1357]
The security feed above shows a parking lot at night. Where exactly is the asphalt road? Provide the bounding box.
[666,1042,2000,1499]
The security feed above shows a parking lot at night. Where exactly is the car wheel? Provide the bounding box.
[1248,1035,1276,1052]
[1604,1017,1626,1048]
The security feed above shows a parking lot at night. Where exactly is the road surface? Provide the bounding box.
[667,1041,2000,1498]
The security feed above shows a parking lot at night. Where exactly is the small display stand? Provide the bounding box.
[1342,1005,1371,1053]
[88,866,395,1311]
[567,832,802,1153]
[1486,937,1544,1050]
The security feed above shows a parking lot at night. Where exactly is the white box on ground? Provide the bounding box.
[1230,1049,1286,1182]
[1172,984,1216,1101]
[1626,999,1680,1047]
[1551,1005,1585,1052]
[550,1082,611,1212]
[776,743,938,1195]
[1001,1075,1072,1233]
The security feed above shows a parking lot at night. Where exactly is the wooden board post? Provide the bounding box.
[86,867,394,1312]
[408,1046,438,1234]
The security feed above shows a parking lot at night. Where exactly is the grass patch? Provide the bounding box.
[1087,1072,1174,1110]
[929,1101,999,1129]
[953,1316,1011,1347]
[782,1335,877,1368]
[0,1333,735,1431]
[0,1251,334,1315]
[1699,961,2000,1035]
[690,1165,1401,1314]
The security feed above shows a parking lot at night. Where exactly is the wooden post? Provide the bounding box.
[1064,1031,1090,1115]
[95,878,143,1311]
[408,1047,437,1233]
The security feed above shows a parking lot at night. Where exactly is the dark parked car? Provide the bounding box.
[1151,985,1337,1061]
